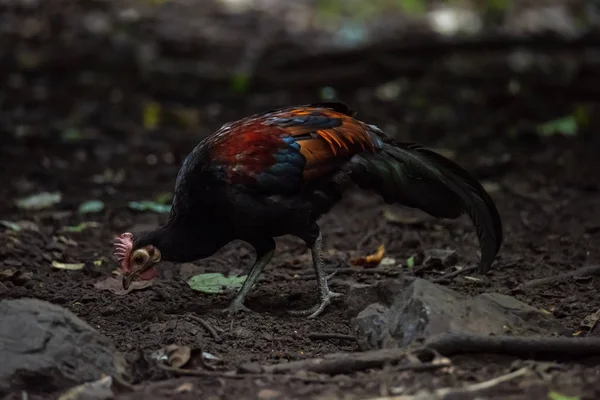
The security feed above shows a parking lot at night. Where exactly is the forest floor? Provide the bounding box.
[2,1,600,399]
[2,103,600,400]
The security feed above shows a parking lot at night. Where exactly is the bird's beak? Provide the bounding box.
[122,272,137,290]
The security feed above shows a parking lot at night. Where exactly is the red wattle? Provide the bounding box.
[139,267,158,281]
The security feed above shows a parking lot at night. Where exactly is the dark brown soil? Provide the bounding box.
[3,122,600,399]
[2,1,600,399]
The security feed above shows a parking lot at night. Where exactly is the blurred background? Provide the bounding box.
[2,0,600,231]
[3,2,600,397]
[2,0,599,155]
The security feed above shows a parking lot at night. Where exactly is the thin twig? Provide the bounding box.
[309,332,357,341]
[369,367,531,400]
[299,267,402,280]
[157,364,336,383]
[431,265,479,283]
[185,314,223,343]
[512,264,600,291]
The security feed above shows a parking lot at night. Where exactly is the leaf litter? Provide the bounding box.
[187,272,247,294]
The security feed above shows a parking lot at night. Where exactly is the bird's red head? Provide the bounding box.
[114,232,160,290]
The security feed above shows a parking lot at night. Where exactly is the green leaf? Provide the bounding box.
[230,73,250,94]
[319,86,337,101]
[61,128,83,142]
[187,273,247,294]
[0,220,22,231]
[154,192,173,205]
[396,0,427,15]
[78,200,104,214]
[537,116,577,137]
[128,201,172,214]
[52,260,85,270]
[548,391,580,400]
[406,256,415,269]
[62,222,100,233]
[143,101,161,130]
[15,192,62,210]
[93,259,103,267]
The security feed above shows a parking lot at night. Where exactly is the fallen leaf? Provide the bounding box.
[380,257,396,266]
[580,308,600,332]
[57,375,113,400]
[93,275,154,295]
[406,256,415,269]
[537,116,577,137]
[15,192,61,210]
[351,244,385,267]
[128,200,171,214]
[93,259,103,267]
[187,273,247,294]
[483,181,501,193]
[52,260,85,270]
[78,200,105,214]
[2,220,40,232]
[61,221,101,233]
[258,389,283,400]
[166,344,191,368]
[548,391,581,400]
[143,101,161,130]
[154,192,173,205]
[0,221,22,231]
[175,382,194,393]
[382,208,428,225]
[0,269,17,278]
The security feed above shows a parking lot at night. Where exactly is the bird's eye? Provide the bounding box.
[132,250,149,265]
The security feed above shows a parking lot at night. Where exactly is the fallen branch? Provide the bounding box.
[260,348,437,375]
[156,364,336,383]
[367,367,531,400]
[424,333,600,357]
[185,314,223,343]
[262,333,600,376]
[308,332,357,342]
[512,264,600,291]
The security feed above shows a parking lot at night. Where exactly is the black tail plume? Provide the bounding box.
[348,142,502,272]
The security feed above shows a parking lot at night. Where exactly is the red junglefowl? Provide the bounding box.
[114,102,502,318]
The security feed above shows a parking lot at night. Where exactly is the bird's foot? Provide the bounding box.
[221,300,253,317]
[288,290,343,319]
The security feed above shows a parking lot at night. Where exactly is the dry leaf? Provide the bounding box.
[93,275,153,295]
[52,260,85,270]
[0,268,17,278]
[580,308,600,332]
[166,344,192,368]
[382,208,428,225]
[175,382,194,393]
[351,244,385,267]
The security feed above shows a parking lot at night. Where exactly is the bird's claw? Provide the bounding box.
[288,290,343,319]
[221,301,253,317]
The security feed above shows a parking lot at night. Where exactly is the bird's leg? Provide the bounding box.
[222,241,275,316]
[289,229,343,319]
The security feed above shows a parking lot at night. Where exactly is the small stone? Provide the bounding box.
[238,362,262,374]
[257,389,282,400]
[0,298,126,396]
[349,277,565,351]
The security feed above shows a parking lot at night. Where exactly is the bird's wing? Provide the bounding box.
[207,102,384,194]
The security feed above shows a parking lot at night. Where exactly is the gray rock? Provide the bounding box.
[348,278,566,351]
[0,298,127,396]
